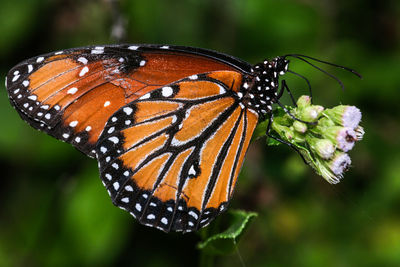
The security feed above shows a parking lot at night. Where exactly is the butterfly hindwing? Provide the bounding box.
[95,71,258,232]
[5,45,249,157]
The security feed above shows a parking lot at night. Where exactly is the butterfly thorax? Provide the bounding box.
[239,56,289,117]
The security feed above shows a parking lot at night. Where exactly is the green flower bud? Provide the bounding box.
[297,95,312,108]
[293,121,307,133]
[298,105,324,122]
[307,137,335,159]
[318,117,336,128]
[323,105,362,129]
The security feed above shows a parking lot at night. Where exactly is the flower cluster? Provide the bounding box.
[268,95,364,184]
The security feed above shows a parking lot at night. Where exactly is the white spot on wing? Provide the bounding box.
[69,121,78,127]
[188,165,196,176]
[79,66,89,77]
[113,182,120,190]
[107,127,115,134]
[108,136,119,144]
[77,57,88,64]
[36,57,44,63]
[104,101,110,107]
[67,87,78,94]
[218,85,226,94]
[147,214,155,220]
[28,65,33,73]
[135,203,142,211]
[171,115,177,123]
[12,75,20,82]
[123,107,133,115]
[128,46,139,50]
[125,185,133,191]
[28,95,37,101]
[91,47,104,54]
[140,93,150,100]
[161,86,173,97]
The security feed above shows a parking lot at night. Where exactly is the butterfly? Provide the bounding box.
[5,44,357,233]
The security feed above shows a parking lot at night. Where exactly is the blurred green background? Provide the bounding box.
[1,0,399,266]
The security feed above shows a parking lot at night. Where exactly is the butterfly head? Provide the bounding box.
[245,57,290,116]
[274,56,290,76]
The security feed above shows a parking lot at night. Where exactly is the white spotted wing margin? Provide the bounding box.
[95,72,258,233]
[5,46,144,158]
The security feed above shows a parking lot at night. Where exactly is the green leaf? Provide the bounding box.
[197,210,257,255]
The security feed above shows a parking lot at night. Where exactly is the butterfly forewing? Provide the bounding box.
[6,45,248,157]
[95,71,258,232]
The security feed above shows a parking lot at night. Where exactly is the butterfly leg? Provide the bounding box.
[274,100,317,126]
[274,80,316,125]
[281,80,297,106]
[276,80,297,106]
[266,113,309,164]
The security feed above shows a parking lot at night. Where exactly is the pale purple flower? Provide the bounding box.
[323,105,362,129]
[336,127,357,152]
[342,106,362,129]
[323,126,357,152]
[329,153,352,177]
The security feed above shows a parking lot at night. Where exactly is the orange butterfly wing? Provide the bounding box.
[95,71,258,232]
[6,45,244,157]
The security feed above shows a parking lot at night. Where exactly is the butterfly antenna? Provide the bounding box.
[284,54,362,91]
[287,70,313,101]
[284,55,345,90]
[287,54,362,78]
